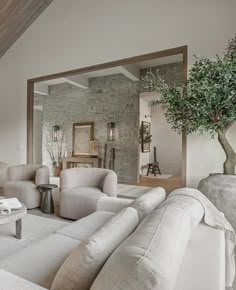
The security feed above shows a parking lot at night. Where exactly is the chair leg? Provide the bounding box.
[147,165,151,176]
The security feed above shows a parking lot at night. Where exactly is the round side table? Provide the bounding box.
[37,184,57,214]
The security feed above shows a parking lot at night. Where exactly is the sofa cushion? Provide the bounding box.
[0,234,80,289]
[0,269,47,290]
[56,211,115,240]
[175,224,225,290]
[51,207,139,290]
[91,195,204,290]
[60,187,106,220]
[130,187,166,221]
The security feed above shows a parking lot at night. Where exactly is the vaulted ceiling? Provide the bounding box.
[0,0,54,58]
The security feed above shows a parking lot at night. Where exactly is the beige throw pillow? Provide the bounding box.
[50,207,139,290]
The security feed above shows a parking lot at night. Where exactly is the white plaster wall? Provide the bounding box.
[33,109,43,164]
[0,0,235,187]
[139,97,151,171]
[150,106,182,176]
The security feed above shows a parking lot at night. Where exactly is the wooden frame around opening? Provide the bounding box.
[27,45,188,186]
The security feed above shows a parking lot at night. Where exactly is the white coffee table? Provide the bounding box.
[0,202,27,239]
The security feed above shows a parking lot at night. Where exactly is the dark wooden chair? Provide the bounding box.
[146,147,161,176]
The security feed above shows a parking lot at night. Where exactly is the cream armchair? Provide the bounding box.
[60,168,117,220]
[3,164,49,209]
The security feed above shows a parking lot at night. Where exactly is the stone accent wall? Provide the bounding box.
[141,62,183,87]
[41,74,140,183]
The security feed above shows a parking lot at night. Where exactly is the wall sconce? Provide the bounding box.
[107,122,116,141]
[52,125,60,142]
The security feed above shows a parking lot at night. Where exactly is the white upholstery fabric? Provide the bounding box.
[60,187,106,220]
[96,196,133,213]
[170,188,236,289]
[0,269,47,290]
[130,187,166,221]
[175,224,225,290]
[60,168,117,196]
[7,164,49,183]
[92,196,204,290]
[60,168,118,219]
[56,211,115,240]
[3,164,49,209]
[0,234,79,289]
[3,181,40,209]
[51,207,139,290]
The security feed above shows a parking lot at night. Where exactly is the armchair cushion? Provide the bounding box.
[60,168,117,195]
[3,181,40,209]
[3,164,49,209]
[60,187,106,220]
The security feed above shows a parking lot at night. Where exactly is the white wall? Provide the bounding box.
[33,108,43,164]
[0,0,235,187]
[139,97,151,171]
[151,106,182,176]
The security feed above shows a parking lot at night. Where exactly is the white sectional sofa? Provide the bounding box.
[0,187,229,290]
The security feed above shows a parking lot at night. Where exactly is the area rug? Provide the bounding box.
[142,174,173,179]
[117,184,153,199]
[0,214,69,259]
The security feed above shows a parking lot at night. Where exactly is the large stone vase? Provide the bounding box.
[198,174,236,231]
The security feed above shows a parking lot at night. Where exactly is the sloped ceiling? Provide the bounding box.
[0,0,54,58]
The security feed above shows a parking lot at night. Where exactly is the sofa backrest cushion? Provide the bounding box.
[91,195,204,290]
[51,207,139,290]
[130,187,166,221]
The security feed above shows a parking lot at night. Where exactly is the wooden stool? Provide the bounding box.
[147,162,161,177]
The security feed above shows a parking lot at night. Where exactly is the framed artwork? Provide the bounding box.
[72,122,94,156]
[141,121,151,153]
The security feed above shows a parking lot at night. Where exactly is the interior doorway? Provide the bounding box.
[27,46,187,192]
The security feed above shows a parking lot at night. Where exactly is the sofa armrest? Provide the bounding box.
[96,196,132,213]
[103,171,117,197]
[35,166,49,186]
[0,269,47,290]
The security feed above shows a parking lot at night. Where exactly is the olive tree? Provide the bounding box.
[142,35,236,175]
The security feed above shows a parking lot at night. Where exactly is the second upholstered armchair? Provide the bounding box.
[60,168,117,220]
[3,164,49,209]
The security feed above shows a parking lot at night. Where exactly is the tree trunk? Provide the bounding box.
[217,122,236,175]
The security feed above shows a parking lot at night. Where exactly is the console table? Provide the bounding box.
[62,157,100,169]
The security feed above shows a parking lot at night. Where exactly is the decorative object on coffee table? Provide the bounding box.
[0,201,26,239]
[37,184,57,214]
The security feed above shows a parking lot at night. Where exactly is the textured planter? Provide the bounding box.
[198,174,236,230]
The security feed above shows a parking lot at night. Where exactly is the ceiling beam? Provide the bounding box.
[34,83,48,95]
[118,64,140,81]
[66,75,88,89]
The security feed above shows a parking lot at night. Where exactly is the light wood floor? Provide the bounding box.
[132,175,183,194]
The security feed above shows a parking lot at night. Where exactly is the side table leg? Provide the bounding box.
[16,219,22,239]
